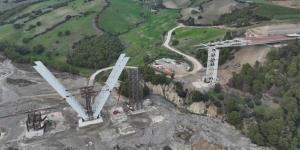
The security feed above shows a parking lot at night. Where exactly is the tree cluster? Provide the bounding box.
[0,41,31,63]
[194,47,235,67]
[67,34,124,69]
[214,4,270,27]
[228,41,300,96]
[0,41,79,74]
[228,41,300,149]
[141,65,172,85]
[118,69,150,98]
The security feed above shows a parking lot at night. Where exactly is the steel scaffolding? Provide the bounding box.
[128,68,144,110]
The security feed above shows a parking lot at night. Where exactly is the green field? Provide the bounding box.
[256,3,300,20]
[239,0,300,20]
[0,0,107,75]
[172,27,226,53]
[0,0,106,43]
[98,0,149,34]
[0,0,181,74]
[8,0,69,21]
[120,9,182,65]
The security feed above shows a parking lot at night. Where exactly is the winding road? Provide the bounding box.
[88,24,206,84]
[162,24,204,76]
[88,66,137,86]
[89,23,231,83]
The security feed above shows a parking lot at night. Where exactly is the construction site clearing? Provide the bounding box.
[0,59,268,150]
[152,58,191,77]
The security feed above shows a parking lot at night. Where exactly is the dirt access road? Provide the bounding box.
[88,66,137,86]
[0,60,14,82]
[163,24,204,77]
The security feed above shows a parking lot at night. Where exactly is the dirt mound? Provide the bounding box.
[192,137,223,150]
[6,78,36,87]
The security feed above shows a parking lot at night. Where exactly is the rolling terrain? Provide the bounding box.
[0,0,299,150]
[0,0,299,74]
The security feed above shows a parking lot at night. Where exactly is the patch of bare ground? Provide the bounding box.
[271,0,300,9]
[166,0,240,25]
[163,0,191,9]
[250,22,300,36]
[218,46,271,85]
[195,0,238,25]
[192,137,224,150]
[92,17,103,35]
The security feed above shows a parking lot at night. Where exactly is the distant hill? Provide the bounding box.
[0,0,41,12]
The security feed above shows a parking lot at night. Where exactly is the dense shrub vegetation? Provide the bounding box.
[0,41,79,74]
[216,1,300,27]
[194,47,235,67]
[67,34,124,69]
[141,65,172,85]
[229,41,300,96]
[118,69,150,98]
[215,4,270,27]
[0,41,31,63]
[227,41,300,149]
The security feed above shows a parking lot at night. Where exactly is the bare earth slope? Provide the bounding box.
[0,59,269,150]
[250,22,300,36]
[271,0,300,9]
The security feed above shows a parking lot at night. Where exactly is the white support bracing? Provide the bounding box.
[197,38,252,85]
[33,61,89,120]
[196,39,252,49]
[92,54,129,119]
[205,48,220,84]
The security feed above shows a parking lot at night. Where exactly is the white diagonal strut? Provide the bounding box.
[92,54,129,118]
[33,61,89,120]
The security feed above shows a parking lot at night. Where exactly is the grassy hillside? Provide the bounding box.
[0,0,107,75]
[120,9,182,65]
[0,0,106,44]
[170,27,233,66]
[241,0,300,20]
[97,0,150,34]
[218,0,300,27]
[0,0,182,74]
[256,3,300,20]
[172,27,226,53]
[0,0,38,11]
[245,0,300,19]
